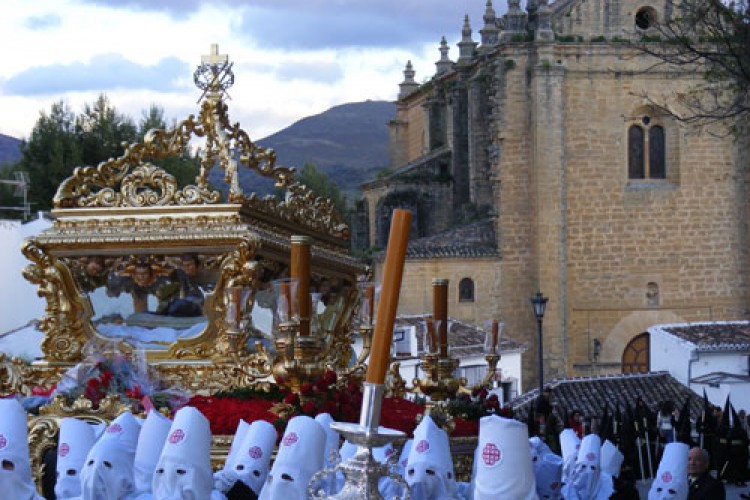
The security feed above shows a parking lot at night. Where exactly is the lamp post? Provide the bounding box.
[530,291,548,396]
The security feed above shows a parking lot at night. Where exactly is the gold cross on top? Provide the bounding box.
[201,43,228,66]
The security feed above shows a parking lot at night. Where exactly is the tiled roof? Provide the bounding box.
[361,146,452,190]
[380,218,499,260]
[651,321,750,351]
[394,314,526,358]
[511,371,703,421]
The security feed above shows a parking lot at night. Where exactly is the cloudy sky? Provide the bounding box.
[0,0,500,141]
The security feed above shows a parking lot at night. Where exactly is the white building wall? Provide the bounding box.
[649,328,692,383]
[649,323,750,411]
[0,215,52,335]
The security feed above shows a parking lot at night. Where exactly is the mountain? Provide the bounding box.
[0,133,22,167]
[212,100,395,199]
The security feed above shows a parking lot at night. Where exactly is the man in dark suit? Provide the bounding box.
[688,447,725,500]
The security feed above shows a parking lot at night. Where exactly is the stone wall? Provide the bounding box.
[372,0,749,388]
[374,257,503,329]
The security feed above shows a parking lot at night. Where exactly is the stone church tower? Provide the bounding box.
[363,0,750,388]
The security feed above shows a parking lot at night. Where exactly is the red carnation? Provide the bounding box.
[300,383,314,396]
[323,370,337,385]
[302,401,317,415]
[319,401,338,416]
[284,393,300,406]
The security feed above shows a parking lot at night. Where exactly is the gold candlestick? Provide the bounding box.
[482,353,501,387]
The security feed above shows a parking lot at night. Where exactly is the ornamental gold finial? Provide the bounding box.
[194,43,234,101]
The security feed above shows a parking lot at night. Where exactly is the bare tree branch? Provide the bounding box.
[629,0,750,131]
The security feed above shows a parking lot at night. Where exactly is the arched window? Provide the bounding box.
[628,125,645,178]
[628,117,666,180]
[458,278,474,302]
[649,126,665,178]
[622,332,650,373]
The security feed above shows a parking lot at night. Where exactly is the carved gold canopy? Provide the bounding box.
[19,44,367,393]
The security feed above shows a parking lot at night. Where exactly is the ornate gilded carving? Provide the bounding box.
[52,45,350,241]
[21,241,93,362]
[0,354,32,395]
[155,349,274,394]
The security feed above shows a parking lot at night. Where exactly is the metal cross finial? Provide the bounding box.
[194,43,234,102]
[201,43,228,66]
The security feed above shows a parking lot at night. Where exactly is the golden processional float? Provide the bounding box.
[2,45,482,494]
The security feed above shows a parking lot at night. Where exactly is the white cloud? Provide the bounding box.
[0,0,494,139]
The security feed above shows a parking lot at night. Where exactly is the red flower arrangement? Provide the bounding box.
[194,371,510,438]
[188,395,280,436]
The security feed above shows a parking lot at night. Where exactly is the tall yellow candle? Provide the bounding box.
[432,279,449,358]
[291,235,311,336]
[365,209,412,384]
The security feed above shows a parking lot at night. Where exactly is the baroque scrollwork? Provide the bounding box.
[0,353,32,395]
[21,241,93,362]
[52,51,350,240]
[155,348,274,394]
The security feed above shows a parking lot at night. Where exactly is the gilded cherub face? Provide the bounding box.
[180,257,198,277]
[84,257,104,276]
[133,265,154,287]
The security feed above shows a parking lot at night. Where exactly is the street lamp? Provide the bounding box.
[530,291,548,397]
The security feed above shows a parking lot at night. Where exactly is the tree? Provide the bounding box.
[138,104,201,188]
[10,99,201,211]
[295,163,348,215]
[139,104,167,137]
[76,94,138,162]
[14,101,82,211]
[635,0,750,128]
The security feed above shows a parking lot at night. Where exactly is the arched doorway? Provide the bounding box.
[621,332,650,373]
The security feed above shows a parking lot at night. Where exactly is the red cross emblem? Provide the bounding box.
[169,429,185,444]
[415,440,429,453]
[385,448,394,457]
[0,434,6,450]
[586,452,596,462]
[283,432,298,446]
[107,423,122,434]
[248,446,263,459]
[662,471,673,483]
[482,443,502,466]
[59,443,70,457]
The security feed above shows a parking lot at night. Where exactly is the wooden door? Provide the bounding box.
[622,332,650,373]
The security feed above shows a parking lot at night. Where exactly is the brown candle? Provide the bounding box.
[426,317,436,354]
[280,280,292,320]
[491,319,499,352]
[291,236,311,335]
[432,278,449,358]
[365,209,412,384]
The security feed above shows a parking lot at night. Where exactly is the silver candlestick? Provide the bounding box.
[308,383,410,499]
